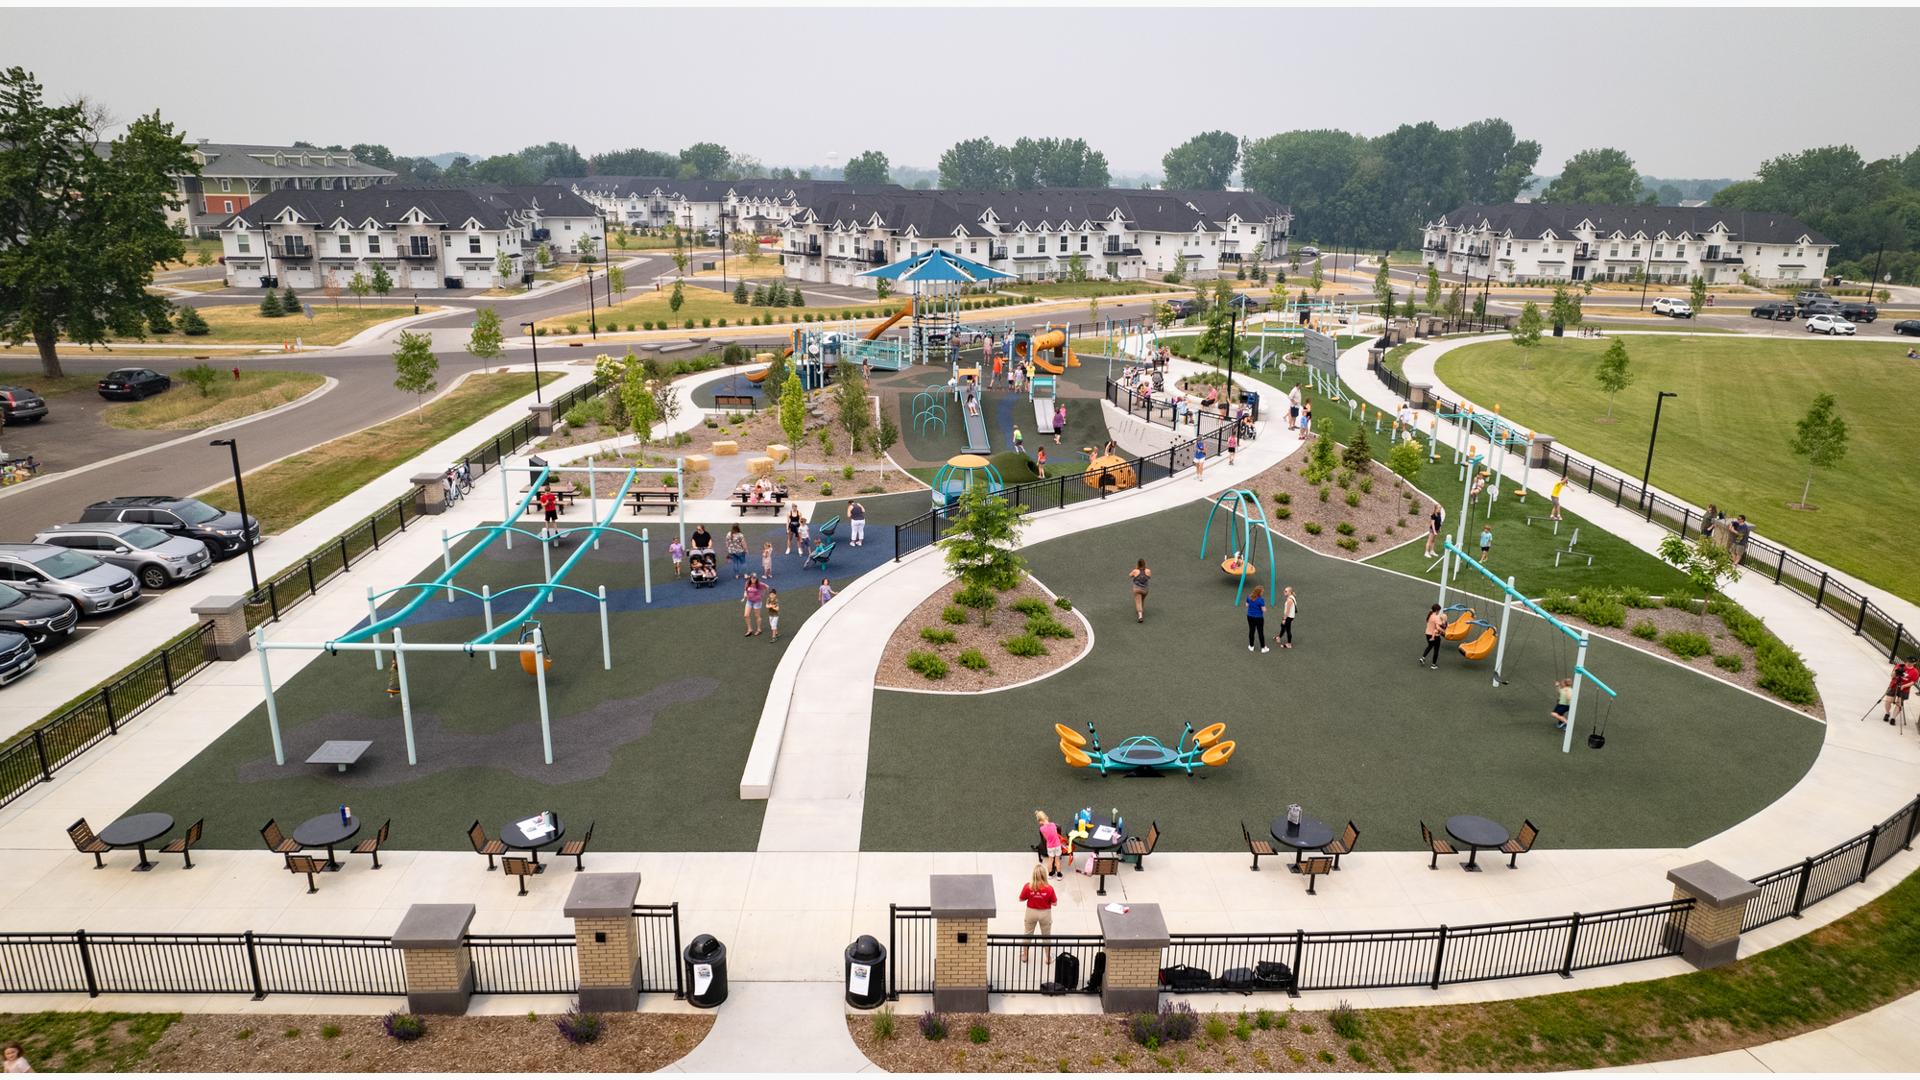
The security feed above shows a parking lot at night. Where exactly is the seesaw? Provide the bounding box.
[1056,721,1235,778]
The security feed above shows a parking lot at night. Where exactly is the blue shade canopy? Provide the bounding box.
[859,247,1014,283]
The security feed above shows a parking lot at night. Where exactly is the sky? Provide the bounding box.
[4,6,1919,181]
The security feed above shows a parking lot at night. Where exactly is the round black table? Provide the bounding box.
[501,814,565,865]
[1067,816,1123,853]
[1445,815,1510,873]
[99,812,174,873]
[293,813,360,872]
[1271,815,1334,873]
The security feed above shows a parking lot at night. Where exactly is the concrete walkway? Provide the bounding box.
[1600,985,1920,1072]
[665,983,874,1073]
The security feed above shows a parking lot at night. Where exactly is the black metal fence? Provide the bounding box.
[0,622,214,811]
[0,931,405,999]
[632,903,686,997]
[1369,336,1413,400]
[987,933,1105,994]
[466,934,578,995]
[888,905,934,999]
[1742,794,1920,932]
[0,377,609,815]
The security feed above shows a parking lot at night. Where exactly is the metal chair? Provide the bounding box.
[558,821,594,871]
[1301,855,1333,895]
[1121,821,1159,871]
[1322,820,1360,871]
[285,853,324,894]
[1093,855,1120,897]
[503,856,539,896]
[1500,820,1539,869]
[67,819,111,870]
[354,819,390,870]
[1420,821,1456,870]
[260,818,300,855]
[468,821,506,870]
[1242,821,1277,872]
[162,818,203,869]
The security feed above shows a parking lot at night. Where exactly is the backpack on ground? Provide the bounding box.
[1053,951,1080,991]
[1085,951,1106,993]
[1158,964,1212,991]
[1254,960,1295,990]
[1216,966,1257,994]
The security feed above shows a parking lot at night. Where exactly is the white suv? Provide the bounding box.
[1805,313,1857,336]
[1651,297,1693,318]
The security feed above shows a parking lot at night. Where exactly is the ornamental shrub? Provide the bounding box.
[1002,633,1047,657]
[920,626,958,644]
[905,650,949,680]
[1661,631,1712,658]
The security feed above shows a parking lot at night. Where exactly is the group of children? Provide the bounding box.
[665,521,839,637]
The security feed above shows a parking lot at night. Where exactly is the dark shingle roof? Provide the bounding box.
[1432,203,1829,246]
[791,188,1287,235]
[219,185,597,231]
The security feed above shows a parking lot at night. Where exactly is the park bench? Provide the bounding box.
[629,489,681,516]
[522,481,579,507]
[735,491,788,516]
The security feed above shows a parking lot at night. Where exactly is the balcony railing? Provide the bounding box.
[1104,245,1142,257]
[400,247,438,261]
[864,250,888,265]
[988,248,1009,261]
[278,243,312,259]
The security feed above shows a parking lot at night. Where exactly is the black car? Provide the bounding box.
[1839,302,1878,323]
[1165,299,1199,318]
[0,628,35,685]
[0,385,48,423]
[1799,299,1843,318]
[1750,302,1796,321]
[96,367,171,400]
[79,496,261,557]
[0,581,79,647]
[1227,293,1265,312]
[1895,319,1920,337]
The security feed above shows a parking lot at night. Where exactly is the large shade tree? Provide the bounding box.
[1161,130,1240,190]
[0,67,195,377]
[1538,148,1645,204]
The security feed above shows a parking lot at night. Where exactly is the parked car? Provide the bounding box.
[1165,299,1200,318]
[1227,293,1265,312]
[0,628,35,685]
[1750,302,1796,321]
[79,496,261,557]
[0,583,77,647]
[1297,246,1321,259]
[1839,301,1878,323]
[1805,314,1858,336]
[0,385,48,423]
[32,522,212,591]
[0,544,141,616]
[1798,298,1843,318]
[1651,297,1694,318]
[96,367,171,401]
[1795,290,1835,307]
[1894,319,1920,336]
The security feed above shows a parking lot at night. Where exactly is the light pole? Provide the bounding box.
[209,438,260,595]
[599,209,614,314]
[1639,391,1677,518]
[1637,240,1655,310]
[585,250,599,340]
[520,321,543,403]
[259,220,275,289]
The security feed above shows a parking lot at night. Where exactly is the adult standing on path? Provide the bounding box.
[1278,586,1296,648]
[1018,865,1058,963]
[847,500,866,547]
[1730,514,1754,565]
[741,574,766,636]
[785,504,802,555]
[726,524,749,579]
[1129,559,1151,623]
[1246,585,1269,653]
[1421,603,1447,669]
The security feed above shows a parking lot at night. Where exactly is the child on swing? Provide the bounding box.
[1551,678,1573,732]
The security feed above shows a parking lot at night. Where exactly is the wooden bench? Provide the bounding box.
[630,489,681,516]
[522,482,579,507]
[713,395,755,409]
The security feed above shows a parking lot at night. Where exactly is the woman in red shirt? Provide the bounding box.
[1018,865,1058,963]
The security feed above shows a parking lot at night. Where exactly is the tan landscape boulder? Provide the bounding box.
[711,440,739,456]
[765,443,790,464]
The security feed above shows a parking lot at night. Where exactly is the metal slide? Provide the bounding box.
[960,398,991,453]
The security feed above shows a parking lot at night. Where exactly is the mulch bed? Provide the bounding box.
[1543,600,1824,718]
[140,1011,713,1073]
[1232,441,1436,562]
[848,1008,1372,1073]
[877,576,1089,693]
[688,403,922,497]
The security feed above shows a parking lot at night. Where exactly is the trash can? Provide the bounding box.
[844,935,887,1009]
[683,934,728,1009]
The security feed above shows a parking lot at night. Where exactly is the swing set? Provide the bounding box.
[1438,538,1619,754]
[1199,489,1278,606]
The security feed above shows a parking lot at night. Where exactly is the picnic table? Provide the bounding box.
[305,740,372,774]
[522,481,580,506]
[629,488,682,516]
[733,487,788,516]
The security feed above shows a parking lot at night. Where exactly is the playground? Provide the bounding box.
[861,499,1823,853]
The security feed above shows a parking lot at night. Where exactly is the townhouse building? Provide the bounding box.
[1421,203,1832,286]
[560,176,902,236]
[216,185,602,291]
[171,141,395,237]
[776,188,1291,287]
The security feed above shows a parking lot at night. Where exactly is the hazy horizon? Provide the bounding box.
[4,6,1918,181]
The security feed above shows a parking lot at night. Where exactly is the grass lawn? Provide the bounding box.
[0,1011,179,1072]
[1436,336,1920,603]
[691,259,786,280]
[863,498,1820,852]
[1381,339,1426,380]
[166,279,232,293]
[103,370,324,431]
[0,372,99,398]
[1000,281,1178,300]
[198,372,560,533]
[534,263,592,283]
[537,288,855,333]
[607,231,692,251]
[190,304,423,346]
[154,237,222,272]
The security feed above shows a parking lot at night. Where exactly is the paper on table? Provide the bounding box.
[1093,825,1118,842]
[516,814,554,839]
[1104,903,1130,914]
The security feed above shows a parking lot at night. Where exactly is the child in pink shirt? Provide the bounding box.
[1034,810,1065,878]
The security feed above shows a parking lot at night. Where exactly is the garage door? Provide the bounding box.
[461,267,492,289]
[408,269,439,291]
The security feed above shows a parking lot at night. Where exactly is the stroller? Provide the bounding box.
[689,548,718,588]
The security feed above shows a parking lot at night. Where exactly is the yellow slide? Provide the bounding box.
[866,300,914,340]
[1026,329,1082,375]
[1458,628,1497,661]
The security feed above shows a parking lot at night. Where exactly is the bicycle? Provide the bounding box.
[0,455,41,487]
[444,465,472,504]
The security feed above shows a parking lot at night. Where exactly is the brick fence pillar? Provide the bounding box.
[1666,861,1760,969]
[930,874,995,1013]
[1098,902,1167,1014]
[189,595,251,661]
[528,402,555,435]
[1528,433,1557,470]
[411,473,449,516]
[392,903,476,1015]
[1407,383,1433,411]
[565,872,644,1011]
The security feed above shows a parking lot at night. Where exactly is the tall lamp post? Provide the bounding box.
[520,321,544,403]
[208,438,260,596]
[598,209,614,314]
[1639,390,1678,518]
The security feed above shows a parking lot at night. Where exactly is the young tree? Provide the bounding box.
[761,350,789,399]
[322,282,342,309]
[147,304,174,335]
[769,282,788,307]
[1788,392,1849,509]
[195,247,216,267]
[790,287,805,308]
[622,366,657,445]
[348,271,370,306]
[280,285,301,317]
[1549,284,1583,335]
[468,306,505,372]
[733,280,749,304]
[536,243,553,269]
[179,362,220,397]
[777,371,806,474]
[1400,287,1419,320]
[1656,534,1738,624]
[0,68,195,376]
[1066,252,1086,283]
[670,247,689,278]
[938,487,1028,625]
[177,305,210,336]
[1688,274,1708,315]
[875,277,893,301]
[834,363,871,444]
[669,281,685,313]
[1513,301,1544,346]
[651,374,681,435]
[369,264,393,301]
[875,412,900,458]
[1087,294,1101,333]
[391,330,439,417]
[1372,254,1393,315]
[1594,338,1634,420]
[608,264,626,298]
[1425,266,1442,309]
[1387,438,1425,483]
[258,290,284,318]
[575,234,597,263]
[1309,257,1325,296]
[495,249,514,287]
[1341,425,1373,473]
